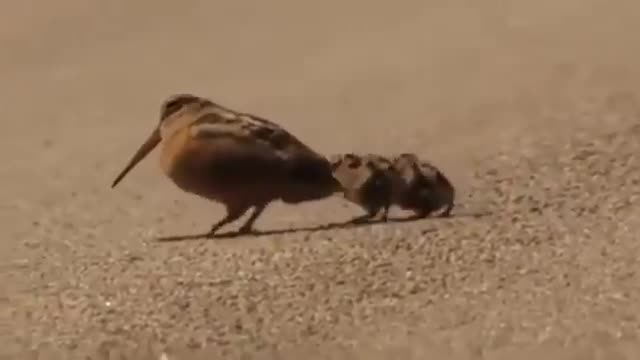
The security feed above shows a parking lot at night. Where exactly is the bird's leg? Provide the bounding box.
[411,207,433,220]
[439,202,454,217]
[379,202,391,222]
[436,191,454,217]
[237,203,269,234]
[207,204,250,238]
[347,214,373,224]
[347,206,378,224]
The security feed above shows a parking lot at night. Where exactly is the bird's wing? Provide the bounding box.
[190,107,315,154]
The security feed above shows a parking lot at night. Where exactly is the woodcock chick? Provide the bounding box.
[328,153,400,223]
[390,152,455,218]
[329,152,456,222]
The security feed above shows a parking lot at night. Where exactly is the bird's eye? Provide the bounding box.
[347,157,362,169]
[160,95,200,122]
[160,101,184,121]
[330,158,342,171]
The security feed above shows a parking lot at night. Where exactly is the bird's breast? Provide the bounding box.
[157,126,288,202]
[158,127,218,198]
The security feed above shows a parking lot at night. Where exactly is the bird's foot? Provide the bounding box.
[375,208,390,222]
[237,225,255,235]
[405,211,430,221]
[205,224,223,239]
[438,205,453,217]
[347,214,373,225]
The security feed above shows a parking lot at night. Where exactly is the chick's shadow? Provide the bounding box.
[154,210,491,242]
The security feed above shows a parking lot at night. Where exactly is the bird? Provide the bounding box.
[328,152,400,223]
[329,152,456,222]
[111,93,341,237]
[390,153,455,218]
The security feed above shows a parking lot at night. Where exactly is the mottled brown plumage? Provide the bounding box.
[390,153,455,218]
[329,152,455,222]
[329,153,401,223]
[111,93,341,236]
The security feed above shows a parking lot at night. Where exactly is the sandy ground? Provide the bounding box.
[2,0,640,358]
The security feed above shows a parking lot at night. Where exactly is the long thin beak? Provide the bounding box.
[111,127,161,188]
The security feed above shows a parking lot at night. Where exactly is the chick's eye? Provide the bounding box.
[347,158,362,169]
[330,158,342,170]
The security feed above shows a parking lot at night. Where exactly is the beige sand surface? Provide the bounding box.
[1,0,640,358]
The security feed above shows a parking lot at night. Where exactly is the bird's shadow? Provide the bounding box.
[154,210,492,242]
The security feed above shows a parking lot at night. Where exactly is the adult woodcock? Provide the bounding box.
[111,93,341,237]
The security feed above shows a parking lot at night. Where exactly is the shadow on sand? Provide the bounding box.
[154,209,492,243]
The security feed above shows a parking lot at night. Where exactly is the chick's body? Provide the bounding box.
[391,153,455,218]
[329,153,400,223]
[329,152,456,222]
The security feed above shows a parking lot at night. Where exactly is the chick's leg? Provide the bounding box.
[379,202,391,222]
[347,206,379,224]
[439,200,454,217]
